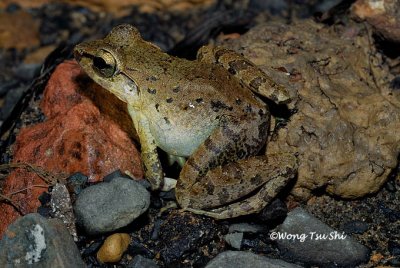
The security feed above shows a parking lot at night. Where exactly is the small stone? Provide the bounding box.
[0,213,85,267]
[74,177,150,235]
[224,232,243,249]
[127,255,159,268]
[259,198,288,224]
[275,207,370,267]
[38,191,51,206]
[205,251,302,268]
[161,177,177,192]
[66,172,88,195]
[228,223,266,234]
[97,233,131,263]
[50,183,77,240]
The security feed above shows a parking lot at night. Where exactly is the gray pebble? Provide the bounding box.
[205,251,303,268]
[275,207,370,267]
[224,233,243,249]
[74,177,150,235]
[0,213,85,268]
[228,223,266,234]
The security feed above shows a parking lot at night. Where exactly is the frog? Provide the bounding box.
[74,24,297,219]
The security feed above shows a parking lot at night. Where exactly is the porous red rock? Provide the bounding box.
[0,61,143,237]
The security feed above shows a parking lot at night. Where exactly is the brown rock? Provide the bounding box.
[0,60,143,237]
[0,0,215,16]
[0,10,40,50]
[24,45,57,64]
[351,0,400,43]
[69,0,215,14]
[97,233,131,263]
[0,0,48,9]
[223,20,400,200]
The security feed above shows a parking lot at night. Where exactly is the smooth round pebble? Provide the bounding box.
[97,233,131,263]
[74,177,150,235]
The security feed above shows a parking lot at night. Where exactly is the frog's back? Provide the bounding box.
[157,58,266,114]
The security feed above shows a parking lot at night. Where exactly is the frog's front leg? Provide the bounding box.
[175,116,297,219]
[197,45,290,104]
[128,106,163,190]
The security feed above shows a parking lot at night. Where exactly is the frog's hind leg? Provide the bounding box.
[184,153,297,220]
[176,114,269,209]
[197,45,290,104]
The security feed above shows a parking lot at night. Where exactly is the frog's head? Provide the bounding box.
[74,24,143,105]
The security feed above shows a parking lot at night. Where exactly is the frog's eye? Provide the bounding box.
[93,50,118,78]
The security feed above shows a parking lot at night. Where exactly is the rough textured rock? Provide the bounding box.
[50,183,77,240]
[205,251,303,268]
[275,207,370,267]
[74,177,150,235]
[223,20,400,200]
[351,0,400,43]
[0,213,85,267]
[0,60,143,237]
[97,233,131,263]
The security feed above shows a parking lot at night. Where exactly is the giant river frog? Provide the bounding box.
[74,24,297,219]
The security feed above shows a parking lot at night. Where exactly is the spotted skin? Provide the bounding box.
[197,46,290,104]
[74,24,297,219]
[185,153,297,218]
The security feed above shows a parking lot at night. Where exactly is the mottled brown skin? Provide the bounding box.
[74,24,297,219]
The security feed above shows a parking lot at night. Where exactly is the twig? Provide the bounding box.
[0,162,68,215]
[0,184,50,216]
[0,162,67,184]
[0,193,24,215]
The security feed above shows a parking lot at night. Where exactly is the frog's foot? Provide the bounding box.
[183,170,295,220]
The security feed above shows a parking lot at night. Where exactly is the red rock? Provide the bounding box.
[0,60,143,237]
